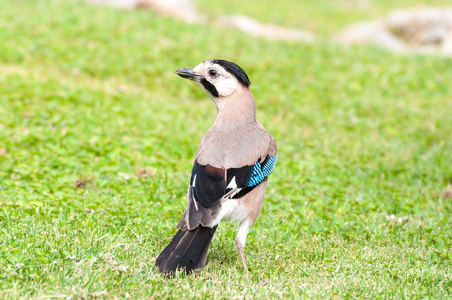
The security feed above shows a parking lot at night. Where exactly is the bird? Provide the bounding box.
[155,59,277,275]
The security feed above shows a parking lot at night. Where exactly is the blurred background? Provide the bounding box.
[1,0,451,298]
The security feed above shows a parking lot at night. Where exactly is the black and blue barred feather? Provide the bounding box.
[248,154,277,187]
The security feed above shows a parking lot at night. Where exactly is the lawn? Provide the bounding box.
[1,0,452,298]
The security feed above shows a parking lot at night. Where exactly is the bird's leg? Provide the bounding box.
[236,221,251,271]
[236,237,248,271]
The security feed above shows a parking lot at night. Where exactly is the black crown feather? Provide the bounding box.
[212,59,251,87]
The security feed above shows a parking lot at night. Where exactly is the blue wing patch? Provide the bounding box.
[247,154,277,187]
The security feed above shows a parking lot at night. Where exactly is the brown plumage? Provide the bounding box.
[156,59,277,275]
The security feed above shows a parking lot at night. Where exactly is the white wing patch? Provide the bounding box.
[226,176,238,189]
[221,189,242,201]
[191,174,199,211]
[192,174,197,188]
[220,175,243,200]
[192,195,199,211]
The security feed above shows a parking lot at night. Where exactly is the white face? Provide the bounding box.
[192,61,239,98]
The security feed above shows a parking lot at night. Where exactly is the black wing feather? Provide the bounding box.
[190,160,226,208]
[190,160,255,208]
[226,165,254,192]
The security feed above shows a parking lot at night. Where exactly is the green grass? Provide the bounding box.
[1,0,452,298]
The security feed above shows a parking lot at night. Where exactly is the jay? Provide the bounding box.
[156,59,277,274]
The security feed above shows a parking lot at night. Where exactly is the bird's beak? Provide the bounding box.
[175,67,201,81]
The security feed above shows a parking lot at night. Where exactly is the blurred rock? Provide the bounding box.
[88,0,204,23]
[335,6,452,56]
[88,1,316,41]
[422,25,449,45]
[385,7,452,46]
[137,0,204,24]
[88,0,139,9]
[334,21,405,51]
[218,15,315,42]
[442,33,452,55]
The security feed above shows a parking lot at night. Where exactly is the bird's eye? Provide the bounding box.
[208,69,219,78]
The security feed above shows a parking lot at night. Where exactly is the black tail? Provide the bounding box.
[156,225,218,275]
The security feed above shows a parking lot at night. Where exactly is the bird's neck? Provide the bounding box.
[213,88,257,126]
